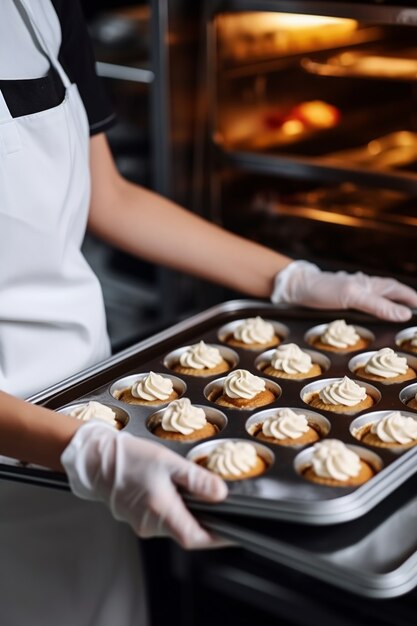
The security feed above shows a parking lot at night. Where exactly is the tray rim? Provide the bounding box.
[200,514,417,598]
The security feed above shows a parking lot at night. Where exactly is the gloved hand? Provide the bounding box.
[61,421,228,549]
[271,260,417,322]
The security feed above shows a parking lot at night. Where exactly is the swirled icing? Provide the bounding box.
[179,341,223,370]
[271,343,312,374]
[371,411,417,444]
[70,401,117,426]
[410,332,417,347]
[233,316,275,344]
[224,369,266,399]
[161,398,206,435]
[319,376,366,407]
[310,439,361,481]
[131,371,174,401]
[320,319,360,348]
[364,348,408,379]
[206,441,258,477]
[262,408,309,440]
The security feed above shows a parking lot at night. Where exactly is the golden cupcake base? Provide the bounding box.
[354,366,416,385]
[400,340,417,354]
[225,334,280,351]
[302,460,375,487]
[312,336,369,353]
[407,398,417,411]
[197,454,267,480]
[172,359,230,377]
[116,388,179,406]
[307,392,374,414]
[263,363,322,380]
[254,424,320,446]
[209,388,276,409]
[153,422,218,441]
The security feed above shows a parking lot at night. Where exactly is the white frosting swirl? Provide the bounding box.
[371,411,417,444]
[131,371,174,401]
[206,441,258,477]
[410,332,417,347]
[70,401,117,426]
[161,398,206,435]
[320,319,360,348]
[179,341,223,370]
[223,369,266,399]
[233,316,275,345]
[262,408,309,440]
[319,376,366,407]
[311,439,361,481]
[271,343,312,374]
[364,348,408,379]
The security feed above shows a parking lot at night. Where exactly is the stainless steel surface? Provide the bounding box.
[4,300,417,525]
[199,474,417,598]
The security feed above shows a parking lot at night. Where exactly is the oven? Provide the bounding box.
[185,1,417,283]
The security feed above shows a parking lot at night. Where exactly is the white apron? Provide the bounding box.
[0,2,147,624]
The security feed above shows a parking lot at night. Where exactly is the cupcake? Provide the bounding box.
[407,393,417,411]
[301,439,375,487]
[312,319,368,353]
[115,371,178,406]
[210,369,276,409]
[152,398,218,441]
[399,330,417,354]
[262,343,321,380]
[197,440,267,480]
[68,401,122,429]
[353,348,416,384]
[253,408,320,446]
[225,316,280,350]
[306,376,374,414]
[172,341,230,377]
[355,411,417,449]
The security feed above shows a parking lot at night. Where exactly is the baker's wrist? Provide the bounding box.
[271,260,320,304]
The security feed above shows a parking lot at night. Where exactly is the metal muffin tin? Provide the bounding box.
[4,300,417,524]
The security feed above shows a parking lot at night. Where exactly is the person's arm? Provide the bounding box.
[0,391,227,548]
[0,391,79,470]
[88,134,292,298]
[88,133,417,321]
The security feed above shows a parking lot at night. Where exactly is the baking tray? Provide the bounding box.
[199,473,417,599]
[3,300,417,525]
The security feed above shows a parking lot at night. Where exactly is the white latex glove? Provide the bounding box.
[61,421,228,549]
[272,260,417,322]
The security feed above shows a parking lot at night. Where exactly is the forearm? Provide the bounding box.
[0,392,80,471]
[90,178,292,297]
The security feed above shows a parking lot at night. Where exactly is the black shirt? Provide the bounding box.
[0,0,115,136]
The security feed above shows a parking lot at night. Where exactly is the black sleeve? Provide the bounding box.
[51,0,116,135]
